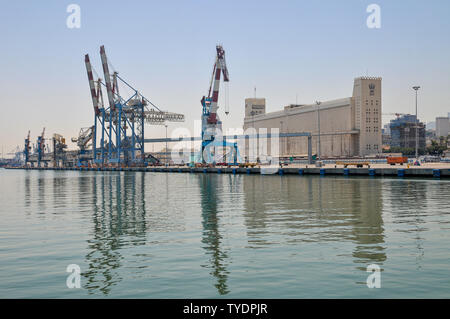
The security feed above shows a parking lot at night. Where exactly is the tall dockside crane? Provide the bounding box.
[24,130,31,166]
[71,126,94,167]
[201,45,238,164]
[83,45,184,167]
[36,127,46,167]
[52,134,67,167]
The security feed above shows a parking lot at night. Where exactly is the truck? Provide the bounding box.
[387,156,408,165]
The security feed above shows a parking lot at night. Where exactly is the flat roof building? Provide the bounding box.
[243,77,382,158]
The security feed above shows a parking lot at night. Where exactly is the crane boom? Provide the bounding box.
[207,45,229,124]
[84,54,100,116]
[100,45,116,112]
[40,127,45,149]
[145,110,185,124]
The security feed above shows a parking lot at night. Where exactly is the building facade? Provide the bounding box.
[436,117,450,138]
[389,114,426,150]
[243,77,382,158]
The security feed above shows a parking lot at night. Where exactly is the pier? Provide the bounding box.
[6,164,450,179]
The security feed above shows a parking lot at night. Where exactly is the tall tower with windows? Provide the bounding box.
[352,77,382,156]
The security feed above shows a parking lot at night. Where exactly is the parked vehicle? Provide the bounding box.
[387,156,408,165]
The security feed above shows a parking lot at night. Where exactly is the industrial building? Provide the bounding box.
[243,77,382,158]
[389,114,426,150]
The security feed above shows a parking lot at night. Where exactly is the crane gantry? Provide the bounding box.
[83,45,185,167]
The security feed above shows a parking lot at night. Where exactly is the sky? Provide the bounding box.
[1,0,450,155]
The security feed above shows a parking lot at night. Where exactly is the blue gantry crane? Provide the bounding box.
[83,45,184,167]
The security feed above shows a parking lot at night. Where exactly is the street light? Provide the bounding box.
[316,101,322,160]
[165,124,168,166]
[280,120,284,159]
[412,86,420,161]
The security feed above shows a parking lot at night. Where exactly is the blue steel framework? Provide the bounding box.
[144,132,313,164]
[85,46,162,167]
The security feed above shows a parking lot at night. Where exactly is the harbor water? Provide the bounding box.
[1,168,450,298]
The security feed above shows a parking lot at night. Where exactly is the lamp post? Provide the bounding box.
[412,86,420,161]
[165,124,168,166]
[251,111,256,162]
[316,101,322,160]
[280,120,284,159]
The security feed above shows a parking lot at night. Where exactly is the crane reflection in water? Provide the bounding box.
[82,172,147,295]
[198,174,231,295]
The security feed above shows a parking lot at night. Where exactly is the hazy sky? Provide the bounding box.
[1,0,450,154]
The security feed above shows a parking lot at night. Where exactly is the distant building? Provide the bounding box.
[436,117,450,138]
[389,114,426,149]
[245,98,266,117]
[243,77,382,158]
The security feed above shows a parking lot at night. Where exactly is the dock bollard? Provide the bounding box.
[433,169,441,178]
[397,169,405,177]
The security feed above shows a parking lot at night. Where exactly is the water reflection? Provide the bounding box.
[243,176,386,267]
[198,175,230,295]
[386,180,428,269]
[83,172,147,295]
[11,169,450,297]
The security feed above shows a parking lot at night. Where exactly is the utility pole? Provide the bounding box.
[412,86,420,161]
[316,101,322,160]
[165,124,168,166]
[280,120,284,159]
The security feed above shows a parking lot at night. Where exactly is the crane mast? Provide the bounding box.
[205,45,229,125]
[24,130,31,165]
[37,127,45,167]
[201,45,236,164]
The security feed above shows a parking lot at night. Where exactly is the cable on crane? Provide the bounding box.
[224,82,229,115]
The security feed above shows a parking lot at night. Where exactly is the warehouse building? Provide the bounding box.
[243,77,382,158]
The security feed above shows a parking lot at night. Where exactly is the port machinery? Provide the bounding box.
[201,45,240,165]
[84,45,184,167]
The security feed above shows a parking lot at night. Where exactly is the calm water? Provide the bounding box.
[1,168,450,298]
